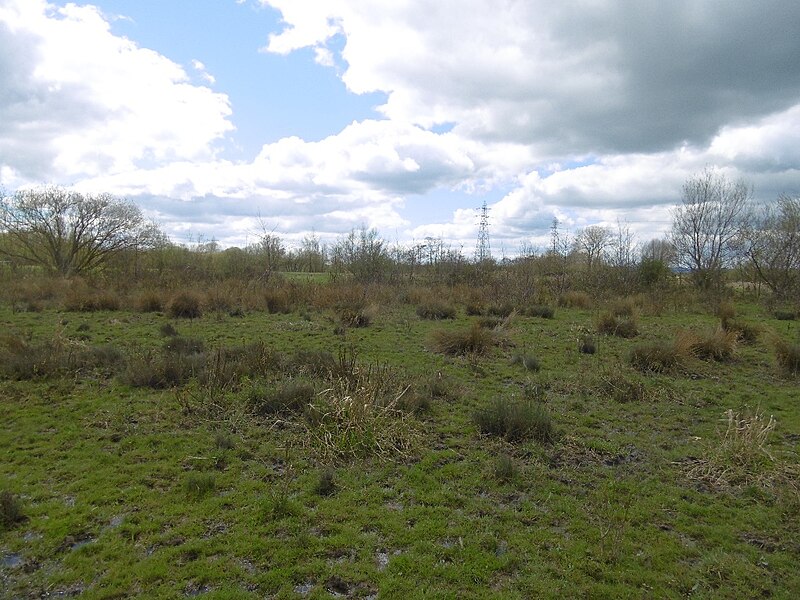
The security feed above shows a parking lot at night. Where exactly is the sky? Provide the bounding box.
[2,0,800,255]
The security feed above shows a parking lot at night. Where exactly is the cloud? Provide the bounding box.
[0,0,233,181]
[261,1,800,156]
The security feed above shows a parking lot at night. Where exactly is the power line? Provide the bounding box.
[474,201,491,261]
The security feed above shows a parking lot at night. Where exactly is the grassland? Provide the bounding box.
[1,282,798,599]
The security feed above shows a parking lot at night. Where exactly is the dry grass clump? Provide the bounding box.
[430,322,497,356]
[134,290,165,312]
[629,341,684,373]
[64,286,121,312]
[595,311,639,338]
[416,299,457,320]
[685,326,738,361]
[609,296,639,317]
[473,396,554,443]
[686,408,787,490]
[773,337,800,376]
[559,290,593,309]
[715,300,737,321]
[264,288,293,314]
[167,291,203,319]
[302,373,418,462]
[596,369,648,402]
[721,318,760,345]
[340,303,379,328]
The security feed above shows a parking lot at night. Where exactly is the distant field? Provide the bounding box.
[1,290,798,598]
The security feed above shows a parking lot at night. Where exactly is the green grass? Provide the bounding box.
[1,293,799,598]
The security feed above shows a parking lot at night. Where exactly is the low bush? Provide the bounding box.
[430,323,496,356]
[473,396,554,443]
[487,303,514,318]
[167,291,203,319]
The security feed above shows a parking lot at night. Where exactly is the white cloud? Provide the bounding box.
[0,0,233,180]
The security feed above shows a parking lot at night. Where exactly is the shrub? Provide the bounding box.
[596,311,638,338]
[167,291,203,319]
[473,396,554,443]
[430,323,496,356]
[416,300,457,320]
[184,473,216,499]
[773,338,800,376]
[559,291,592,309]
[0,490,25,530]
[249,380,315,416]
[523,305,555,319]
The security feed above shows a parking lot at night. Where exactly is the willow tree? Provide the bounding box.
[0,186,160,275]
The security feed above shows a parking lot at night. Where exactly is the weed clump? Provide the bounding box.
[0,490,25,530]
[430,323,496,356]
[167,291,203,319]
[473,396,554,443]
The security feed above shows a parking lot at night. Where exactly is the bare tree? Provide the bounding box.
[740,193,800,301]
[670,168,751,290]
[641,238,676,265]
[574,225,611,270]
[0,186,160,276]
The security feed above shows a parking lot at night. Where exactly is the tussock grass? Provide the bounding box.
[473,396,554,443]
[134,290,165,312]
[249,380,315,416]
[430,322,497,356]
[559,290,593,309]
[629,339,690,373]
[167,291,203,318]
[522,304,555,319]
[184,473,216,499]
[416,299,457,320]
[722,318,760,344]
[0,490,25,530]
[510,352,541,372]
[579,334,597,354]
[596,311,639,338]
[596,369,649,402]
[773,337,800,376]
[685,326,738,361]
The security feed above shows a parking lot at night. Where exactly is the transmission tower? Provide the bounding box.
[474,201,491,261]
